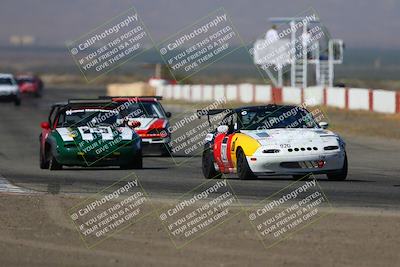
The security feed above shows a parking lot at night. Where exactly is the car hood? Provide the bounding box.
[240,128,339,146]
[56,126,135,142]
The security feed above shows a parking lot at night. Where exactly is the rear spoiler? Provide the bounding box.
[196,108,231,118]
[98,96,163,100]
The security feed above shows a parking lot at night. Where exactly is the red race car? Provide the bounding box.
[102,96,172,156]
[16,74,43,97]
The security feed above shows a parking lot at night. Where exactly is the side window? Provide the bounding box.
[49,107,58,129]
[56,113,65,127]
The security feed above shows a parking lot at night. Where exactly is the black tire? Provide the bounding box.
[132,150,143,169]
[14,98,21,106]
[39,148,49,169]
[327,153,348,181]
[121,150,143,169]
[202,148,222,179]
[160,145,170,157]
[236,148,256,180]
[49,151,62,170]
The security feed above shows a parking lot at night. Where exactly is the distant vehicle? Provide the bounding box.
[16,74,43,97]
[0,73,21,106]
[103,96,172,156]
[200,105,348,180]
[39,99,143,170]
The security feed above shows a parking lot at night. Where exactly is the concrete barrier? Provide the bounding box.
[107,82,156,97]
[373,90,396,113]
[304,86,324,106]
[172,85,182,100]
[282,87,302,104]
[239,84,254,103]
[214,85,226,101]
[191,85,202,102]
[326,87,346,108]
[348,88,370,111]
[226,85,238,101]
[182,85,191,101]
[203,85,213,101]
[255,85,271,103]
[153,83,399,114]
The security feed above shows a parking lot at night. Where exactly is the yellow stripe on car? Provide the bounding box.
[230,133,261,167]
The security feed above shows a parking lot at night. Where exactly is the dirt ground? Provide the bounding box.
[0,194,399,267]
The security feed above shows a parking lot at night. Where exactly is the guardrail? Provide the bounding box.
[155,84,400,114]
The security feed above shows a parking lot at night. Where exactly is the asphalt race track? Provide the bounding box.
[0,88,399,209]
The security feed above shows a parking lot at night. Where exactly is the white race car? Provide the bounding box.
[201,105,348,180]
[0,73,21,106]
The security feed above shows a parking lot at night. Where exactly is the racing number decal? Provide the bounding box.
[221,137,229,162]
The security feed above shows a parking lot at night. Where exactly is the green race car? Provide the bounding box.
[39,99,143,170]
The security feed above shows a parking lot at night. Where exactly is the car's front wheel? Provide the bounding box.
[49,151,62,170]
[327,153,348,181]
[39,148,49,169]
[202,147,222,179]
[236,148,256,180]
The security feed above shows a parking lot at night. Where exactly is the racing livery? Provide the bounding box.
[103,96,172,156]
[201,105,348,180]
[39,99,143,170]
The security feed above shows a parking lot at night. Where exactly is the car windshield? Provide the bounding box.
[0,77,13,85]
[237,107,318,130]
[119,102,165,119]
[58,109,119,127]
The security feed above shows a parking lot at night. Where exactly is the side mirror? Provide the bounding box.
[41,121,50,129]
[128,120,141,128]
[217,125,229,134]
[165,112,172,118]
[319,122,329,129]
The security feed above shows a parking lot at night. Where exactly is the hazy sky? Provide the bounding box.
[1,0,399,49]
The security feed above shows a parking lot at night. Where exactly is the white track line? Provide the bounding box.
[0,174,36,194]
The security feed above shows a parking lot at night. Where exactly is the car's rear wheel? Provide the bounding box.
[327,153,348,181]
[202,147,222,179]
[121,150,143,169]
[39,148,49,169]
[160,145,170,157]
[236,148,256,180]
[132,150,143,169]
[49,152,62,170]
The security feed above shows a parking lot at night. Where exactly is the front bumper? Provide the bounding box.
[247,151,345,175]
[54,143,141,167]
